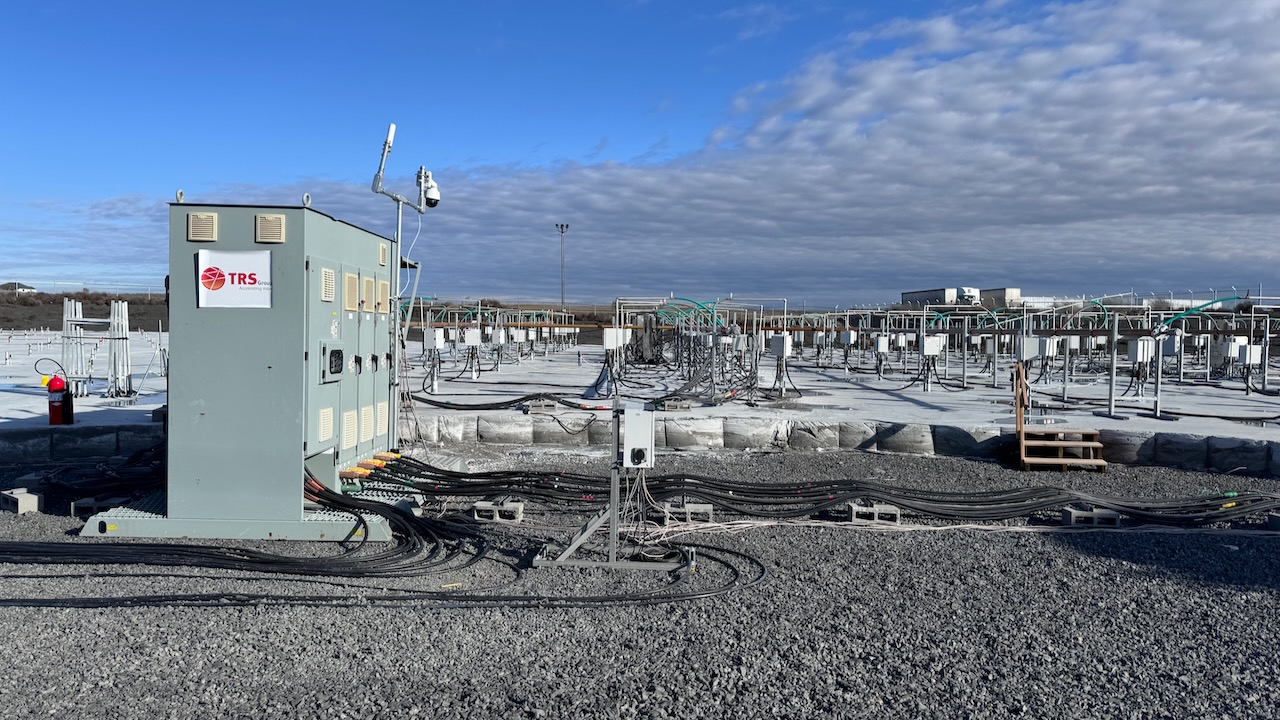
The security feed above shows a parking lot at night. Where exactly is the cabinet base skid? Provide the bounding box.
[80,497,392,541]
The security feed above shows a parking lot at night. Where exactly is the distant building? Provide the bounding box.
[0,282,36,294]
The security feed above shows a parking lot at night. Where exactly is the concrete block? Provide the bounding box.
[876,423,934,455]
[476,414,533,445]
[0,488,42,514]
[1270,442,1280,478]
[1153,433,1207,471]
[1098,429,1156,465]
[51,427,118,459]
[0,429,52,463]
[1207,436,1269,476]
[118,426,165,457]
[788,421,839,450]
[838,421,879,451]
[587,416,614,446]
[397,415,439,445]
[723,417,787,449]
[933,425,1004,459]
[531,414,590,446]
[662,417,724,450]
[437,415,479,444]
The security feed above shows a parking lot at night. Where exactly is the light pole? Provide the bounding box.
[556,223,569,309]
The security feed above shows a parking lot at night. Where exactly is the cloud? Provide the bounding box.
[718,3,791,41]
[7,0,1279,306]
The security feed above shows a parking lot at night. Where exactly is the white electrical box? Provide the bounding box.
[1161,331,1182,356]
[462,328,482,347]
[1036,337,1059,358]
[621,403,655,468]
[1238,344,1263,365]
[875,335,890,354]
[1016,337,1040,362]
[838,330,857,345]
[770,334,792,358]
[602,328,624,350]
[1064,336,1080,351]
[1128,337,1156,363]
[512,328,527,343]
[894,333,908,349]
[984,337,998,355]
[921,335,945,356]
[423,328,445,349]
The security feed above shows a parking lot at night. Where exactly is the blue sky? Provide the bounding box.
[2,0,1278,306]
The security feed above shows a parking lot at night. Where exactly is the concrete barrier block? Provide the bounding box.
[397,414,439,446]
[531,414,591,446]
[437,415,478,444]
[1153,433,1207,470]
[933,425,1004,459]
[1207,436,1269,476]
[723,417,787,449]
[51,427,118,459]
[587,416,614,446]
[839,421,879,451]
[663,417,724,450]
[876,423,934,455]
[117,426,165,457]
[477,414,533,445]
[788,421,839,450]
[1098,429,1156,465]
[0,429,52,463]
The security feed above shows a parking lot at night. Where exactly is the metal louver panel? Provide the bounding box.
[379,244,389,266]
[255,214,286,244]
[320,268,336,302]
[341,410,358,450]
[360,405,375,443]
[376,280,390,314]
[362,277,375,312]
[318,407,334,442]
[343,273,359,311]
[187,213,218,242]
[376,402,389,437]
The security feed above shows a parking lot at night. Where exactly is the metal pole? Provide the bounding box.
[962,316,969,389]
[556,223,569,310]
[1107,313,1119,416]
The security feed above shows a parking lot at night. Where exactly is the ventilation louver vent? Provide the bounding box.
[376,280,390,314]
[318,407,334,442]
[187,213,218,242]
[362,277,375,312]
[379,244,389,266]
[255,214,286,244]
[376,402,389,437]
[341,410,358,450]
[360,405,375,443]
[343,273,359,312]
[320,268,336,302]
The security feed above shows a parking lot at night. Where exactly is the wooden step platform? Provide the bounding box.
[1018,428,1108,472]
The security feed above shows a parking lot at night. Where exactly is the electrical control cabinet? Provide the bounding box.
[921,335,946,357]
[621,403,655,469]
[1128,337,1156,363]
[770,334,793,358]
[82,204,397,541]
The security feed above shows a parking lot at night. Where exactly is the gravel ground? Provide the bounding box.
[1,448,1278,719]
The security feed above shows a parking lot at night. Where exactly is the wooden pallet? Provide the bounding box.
[1014,363,1108,472]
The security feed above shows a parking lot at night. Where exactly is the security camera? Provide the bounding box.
[417,167,440,208]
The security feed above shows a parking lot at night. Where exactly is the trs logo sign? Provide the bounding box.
[199,266,258,291]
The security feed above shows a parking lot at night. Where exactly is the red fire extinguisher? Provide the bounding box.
[47,375,74,425]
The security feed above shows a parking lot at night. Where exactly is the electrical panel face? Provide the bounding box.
[1128,337,1156,363]
[770,334,792,358]
[875,336,891,354]
[621,404,655,469]
[1238,345,1262,365]
[603,328,624,350]
[921,335,946,357]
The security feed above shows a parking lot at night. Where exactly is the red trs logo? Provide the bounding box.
[200,266,257,291]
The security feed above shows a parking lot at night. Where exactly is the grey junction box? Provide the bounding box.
[82,204,400,540]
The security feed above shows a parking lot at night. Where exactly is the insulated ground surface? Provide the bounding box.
[0,449,1277,718]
